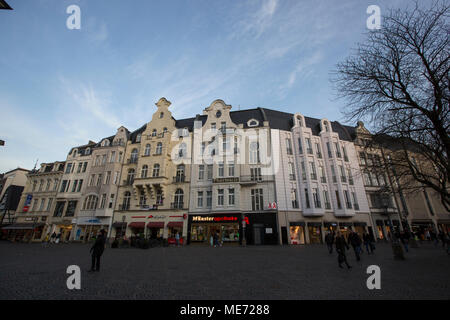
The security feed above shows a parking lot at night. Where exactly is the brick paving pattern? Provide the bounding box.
[0,241,449,299]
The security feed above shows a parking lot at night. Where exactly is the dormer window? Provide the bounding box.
[247,119,259,127]
[160,112,164,119]
[72,149,77,157]
[136,134,142,143]
[296,115,304,127]
[85,148,90,155]
[102,139,110,147]
[152,129,157,137]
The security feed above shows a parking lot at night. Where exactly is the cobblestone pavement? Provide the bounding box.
[0,241,449,300]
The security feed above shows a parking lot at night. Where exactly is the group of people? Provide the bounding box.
[42,231,62,245]
[210,232,221,247]
[325,230,376,269]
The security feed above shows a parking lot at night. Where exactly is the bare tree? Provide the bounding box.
[332,1,450,211]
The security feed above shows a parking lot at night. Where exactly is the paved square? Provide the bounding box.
[0,242,449,299]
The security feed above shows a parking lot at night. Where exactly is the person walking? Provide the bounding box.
[348,231,362,261]
[50,232,56,244]
[175,232,180,247]
[89,230,106,272]
[335,232,351,269]
[363,232,373,254]
[325,232,334,254]
[400,231,409,253]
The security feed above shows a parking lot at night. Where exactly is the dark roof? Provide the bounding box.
[0,0,13,10]
[130,124,147,143]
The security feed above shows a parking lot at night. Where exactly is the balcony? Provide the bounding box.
[171,202,184,209]
[173,175,186,183]
[119,204,130,211]
[213,177,240,183]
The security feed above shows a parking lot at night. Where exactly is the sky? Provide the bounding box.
[0,0,414,173]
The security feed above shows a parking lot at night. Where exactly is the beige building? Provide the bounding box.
[9,162,65,242]
[113,98,191,242]
[73,127,129,242]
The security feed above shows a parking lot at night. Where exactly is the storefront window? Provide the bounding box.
[220,225,239,242]
[289,226,305,244]
[308,226,322,244]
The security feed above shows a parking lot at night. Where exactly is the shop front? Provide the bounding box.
[245,212,278,245]
[411,220,435,240]
[3,222,45,242]
[338,222,353,240]
[167,221,185,245]
[437,220,450,233]
[112,222,127,239]
[353,222,367,238]
[323,222,338,234]
[307,222,323,244]
[74,217,110,242]
[188,213,241,245]
[375,220,385,240]
[147,221,164,239]
[289,222,306,244]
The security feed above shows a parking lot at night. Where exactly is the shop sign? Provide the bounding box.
[148,215,166,219]
[268,202,277,209]
[192,215,238,223]
[212,177,239,183]
[265,228,273,234]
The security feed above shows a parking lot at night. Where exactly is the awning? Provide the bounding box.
[353,222,367,227]
[1,223,44,230]
[128,222,145,229]
[147,222,164,228]
[112,222,127,228]
[290,221,305,226]
[323,222,338,227]
[167,221,183,228]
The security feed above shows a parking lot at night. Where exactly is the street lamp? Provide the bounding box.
[381,193,405,260]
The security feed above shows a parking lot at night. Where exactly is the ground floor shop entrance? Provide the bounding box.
[307,223,322,244]
[289,223,306,244]
[188,214,241,245]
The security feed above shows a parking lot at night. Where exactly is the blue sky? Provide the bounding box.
[0,0,413,173]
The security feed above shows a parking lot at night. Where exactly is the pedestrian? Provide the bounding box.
[363,232,373,254]
[400,231,409,253]
[50,232,56,244]
[210,233,213,247]
[42,233,50,247]
[175,232,180,246]
[438,231,446,247]
[89,229,106,272]
[213,232,219,247]
[425,229,431,241]
[348,230,362,261]
[55,232,61,244]
[325,232,334,254]
[335,232,351,269]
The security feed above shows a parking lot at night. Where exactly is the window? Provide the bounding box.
[152,129,157,137]
[83,195,98,210]
[144,144,151,156]
[218,189,224,206]
[250,167,262,181]
[97,174,103,186]
[313,188,321,208]
[127,169,135,184]
[46,179,51,191]
[316,143,322,158]
[331,166,337,183]
[343,146,349,161]
[110,151,116,162]
[136,134,141,142]
[122,192,131,210]
[288,162,295,180]
[141,165,148,178]
[291,189,298,208]
[348,169,353,185]
[65,180,71,192]
[82,162,88,172]
[102,154,107,165]
[249,141,260,164]
[301,162,307,180]
[39,199,45,211]
[352,192,359,210]
[46,198,53,211]
[100,194,107,209]
[77,163,82,173]
[53,179,59,191]
[344,190,352,209]
[95,156,101,166]
[156,143,162,155]
[174,189,184,208]
[71,180,78,192]
[340,165,346,182]
[228,162,235,176]
[77,180,83,192]
[206,191,212,207]
[176,165,185,181]
[152,164,160,177]
[218,162,224,177]
[228,188,235,205]
[60,180,68,193]
[306,138,313,154]
[160,112,164,119]
[207,165,213,180]
[105,171,111,184]
[286,138,293,155]
[113,172,119,185]
[323,190,331,209]
[359,152,366,165]
[38,180,44,192]
[298,138,303,154]
[131,149,138,162]
[310,162,317,180]
[334,142,342,158]
[364,171,372,186]
[89,174,95,186]
[139,191,147,206]
[198,165,205,180]
[305,188,311,208]
[320,166,326,183]
[54,201,65,217]
[327,142,332,158]
[65,163,72,173]
[118,152,123,163]
[197,191,203,208]
[251,189,263,211]
[335,191,342,209]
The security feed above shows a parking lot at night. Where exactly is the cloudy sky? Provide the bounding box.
[0,0,413,173]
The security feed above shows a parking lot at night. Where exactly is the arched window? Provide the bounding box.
[136,134,142,143]
[141,165,148,178]
[176,164,185,182]
[152,164,160,177]
[163,127,168,133]
[174,189,184,208]
[152,129,157,137]
[83,195,99,210]
[122,191,131,210]
[144,144,151,156]
[85,148,91,155]
[156,142,163,155]
[127,169,135,184]
[131,148,138,162]
[159,112,164,119]
[102,139,110,147]
[72,149,78,157]
[139,190,147,206]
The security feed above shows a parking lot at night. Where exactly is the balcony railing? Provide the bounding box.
[171,202,184,209]
[119,204,130,211]
[240,175,274,183]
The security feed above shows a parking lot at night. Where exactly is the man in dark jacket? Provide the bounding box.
[325,232,335,254]
[363,232,373,254]
[335,232,351,269]
[89,230,106,272]
[348,231,362,261]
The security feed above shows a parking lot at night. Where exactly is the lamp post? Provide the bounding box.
[381,194,405,260]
